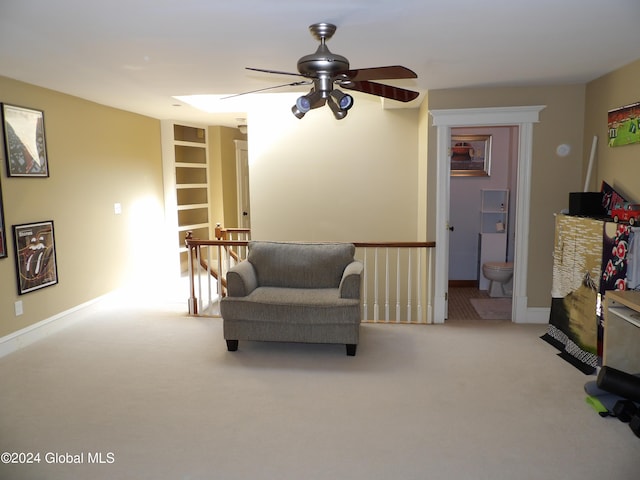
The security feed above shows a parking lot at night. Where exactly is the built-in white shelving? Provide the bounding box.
[478,189,509,290]
[162,121,211,275]
[480,189,509,233]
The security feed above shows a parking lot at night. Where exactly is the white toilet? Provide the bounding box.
[482,262,514,297]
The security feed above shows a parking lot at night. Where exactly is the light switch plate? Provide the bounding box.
[15,300,23,316]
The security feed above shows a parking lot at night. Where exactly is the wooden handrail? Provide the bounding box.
[354,241,436,248]
[213,225,251,264]
[186,238,436,249]
[214,224,251,240]
[187,238,248,247]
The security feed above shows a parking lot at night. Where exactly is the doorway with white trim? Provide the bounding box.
[430,106,545,324]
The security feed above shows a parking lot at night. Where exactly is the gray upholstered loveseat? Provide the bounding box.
[219,241,363,355]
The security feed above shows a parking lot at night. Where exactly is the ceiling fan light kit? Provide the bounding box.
[243,22,419,120]
[292,86,354,119]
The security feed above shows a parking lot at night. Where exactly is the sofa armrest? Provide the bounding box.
[226,260,258,297]
[339,260,363,299]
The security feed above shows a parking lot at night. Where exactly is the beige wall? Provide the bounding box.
[247,86,589,308]
[425,85,586,307]
[417,92,430,242]
[0,76,164,338]
[247,92,420,242]
[584,58,640,198]
[1,58,637,338]
[208,126,246,229]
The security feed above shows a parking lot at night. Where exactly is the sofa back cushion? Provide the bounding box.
[247,241,356,289]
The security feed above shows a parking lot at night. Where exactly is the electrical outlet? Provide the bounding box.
[15,301,23,316]
[114,203,122,215]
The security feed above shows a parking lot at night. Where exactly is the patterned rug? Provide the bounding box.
[469,298,512,320]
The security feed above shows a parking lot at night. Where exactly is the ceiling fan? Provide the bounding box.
[240,22,419,120]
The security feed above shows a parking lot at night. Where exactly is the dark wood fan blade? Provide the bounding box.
[246,67,303,77]
[221,80,312,99]
[341,66,417,82]
[340,80,420,102]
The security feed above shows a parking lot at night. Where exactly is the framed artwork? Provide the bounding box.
[2,103,49,177]
[0,176,5,258]
[607,101,640,147]
[13,220,58,295]
[451,134,492,177]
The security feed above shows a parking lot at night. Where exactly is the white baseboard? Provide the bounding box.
[522,307,551,324]
[0,294,108,359]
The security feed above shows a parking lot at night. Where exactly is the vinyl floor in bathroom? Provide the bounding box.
[447,287,493,321]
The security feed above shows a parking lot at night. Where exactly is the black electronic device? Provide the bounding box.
[569,192,606,217]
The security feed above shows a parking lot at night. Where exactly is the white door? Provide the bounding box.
[235,140,250,229]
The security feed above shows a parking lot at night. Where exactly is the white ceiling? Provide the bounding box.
[1,0,639,127]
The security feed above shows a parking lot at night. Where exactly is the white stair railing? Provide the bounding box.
[185,235,435,323]
[355,243,435,324]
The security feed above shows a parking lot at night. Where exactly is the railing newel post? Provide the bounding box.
[185,231,198,315]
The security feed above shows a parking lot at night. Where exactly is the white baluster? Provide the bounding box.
[417,248,423,323]
[362,249,368,321]
[206,246,212,311]
[384,247,390,322]
[196,247,203,313]
[396,247,401,322]
[374,248,379,322]
[407,249,412,323]
[427,247,434,324]
[217,245,223,308]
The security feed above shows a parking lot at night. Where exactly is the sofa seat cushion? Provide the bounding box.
[220,287,360,325]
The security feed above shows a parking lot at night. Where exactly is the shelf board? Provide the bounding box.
[176,183,208,189]
[177,203,209,211]
[174,140,206,148]
[609,306,640,328]
[175,162,207,169]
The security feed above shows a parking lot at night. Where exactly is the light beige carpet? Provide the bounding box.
[469,297,512,319]
[0,291,637,480]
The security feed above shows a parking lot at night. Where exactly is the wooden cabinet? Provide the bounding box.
[604,290,640,373]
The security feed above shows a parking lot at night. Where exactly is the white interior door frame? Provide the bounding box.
[430,106,545,324]
[234,140,250,228]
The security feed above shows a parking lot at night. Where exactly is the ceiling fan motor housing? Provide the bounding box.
[297,46,350,78]
[297,23,349,80]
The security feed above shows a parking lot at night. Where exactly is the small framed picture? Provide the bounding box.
[0,177,6,258]
[607,101,640,147]
[13,220,58,295]
[451,134,492,177]
[2,103,49,177]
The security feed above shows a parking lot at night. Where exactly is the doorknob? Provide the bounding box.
[448,225,455,231]
[243,211,248,216]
